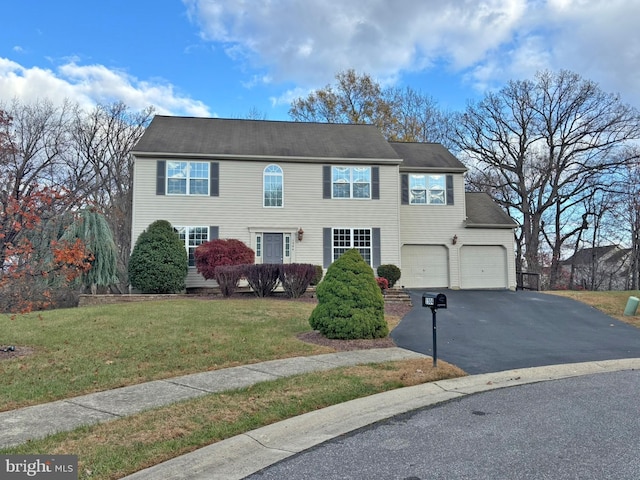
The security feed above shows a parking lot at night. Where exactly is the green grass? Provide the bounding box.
[1,296,466,480]
[0,298,331,411]
[2,359,464,480]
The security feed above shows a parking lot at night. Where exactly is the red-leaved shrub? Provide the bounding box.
[280,263,316,298]
[243,264,280,297]
[214,265,244,297]
[376,277,389,291]
[195,239,255,280]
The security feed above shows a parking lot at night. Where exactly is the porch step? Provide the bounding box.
[383,289,412,305]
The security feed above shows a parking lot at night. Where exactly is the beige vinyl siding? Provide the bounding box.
[132,158,401,288]
[399,174,516,290]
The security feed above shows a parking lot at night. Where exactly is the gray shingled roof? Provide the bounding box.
[132,116,402,162]
[465,192,518,228]
[561,246,631,265]
[389,142,467,172]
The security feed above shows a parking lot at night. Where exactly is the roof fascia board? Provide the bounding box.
[131,151,402,164]
[400,166,467,173]
[464,223,518,229]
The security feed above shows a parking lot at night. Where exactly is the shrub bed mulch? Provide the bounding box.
[297,301,412,351]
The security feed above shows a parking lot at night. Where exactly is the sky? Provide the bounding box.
[2,0,640,121]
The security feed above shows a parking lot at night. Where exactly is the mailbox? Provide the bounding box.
[422,292,447,309]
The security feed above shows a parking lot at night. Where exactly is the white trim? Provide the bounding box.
[166,160,210,196]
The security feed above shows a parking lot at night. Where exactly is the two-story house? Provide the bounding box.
[131,116,517,290]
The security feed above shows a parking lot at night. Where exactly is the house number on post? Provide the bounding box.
[422,293,447,367]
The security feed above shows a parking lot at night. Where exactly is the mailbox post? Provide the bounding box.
[422,293,447,367]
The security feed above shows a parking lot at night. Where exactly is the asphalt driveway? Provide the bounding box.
[391,289,640,374]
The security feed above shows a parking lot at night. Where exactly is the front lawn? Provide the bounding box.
[0,298,333,411]
[1,296,466,479]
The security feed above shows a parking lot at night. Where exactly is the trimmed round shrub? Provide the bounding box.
[377,264,401,288]
[309,249,388,339]
[128,220,188,293]
[195,239,255,280]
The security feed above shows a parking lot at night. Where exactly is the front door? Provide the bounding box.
[263,233,283,264]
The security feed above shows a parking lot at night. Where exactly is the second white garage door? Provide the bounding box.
[460,245,508,289]
[400,245,449,288]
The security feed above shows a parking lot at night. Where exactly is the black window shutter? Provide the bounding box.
[401,174,408,205]
[209,226,219,240]
[372,228,381,269]
[446,175,454,205]
[210,162,219,197]
[323,227,332,267]
[323,166,331,199]
[372,167,379,200]
[156,160,166,195]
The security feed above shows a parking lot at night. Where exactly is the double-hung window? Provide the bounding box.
[263,164,283,207]
[409,174,446,205]
[332,228,372,265]
[167,161,209,195]
[332,166,371,199]
[176,226,209,266]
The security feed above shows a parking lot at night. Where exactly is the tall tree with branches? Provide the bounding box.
[290,69,451,144]
[452,70,640,288]
[67,102,154,290]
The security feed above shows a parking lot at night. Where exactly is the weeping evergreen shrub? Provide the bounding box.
[61,208,119,293]
[309,249,387,339]
[128,220,188,293]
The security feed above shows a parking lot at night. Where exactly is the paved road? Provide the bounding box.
[247,369,640,480]
[391,289,640,374]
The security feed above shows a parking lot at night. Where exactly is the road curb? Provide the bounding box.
[122,358,640,480]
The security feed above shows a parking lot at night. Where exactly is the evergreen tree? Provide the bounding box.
[128,220,188,294]
[309,249,387,339]
[62,208,119,293]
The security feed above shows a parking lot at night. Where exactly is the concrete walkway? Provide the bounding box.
[121,358,640,479]
[0,347,425,450]
[3,350,639,479]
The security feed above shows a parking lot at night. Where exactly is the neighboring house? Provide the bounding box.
[131,116,518,290]
[560,245,633,290]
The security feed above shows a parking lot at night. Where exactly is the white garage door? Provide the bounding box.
[460,245,508,289]
[401,245,449,288]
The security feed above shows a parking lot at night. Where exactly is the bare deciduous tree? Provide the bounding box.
[67,102,154,290]
[452,70,640,288]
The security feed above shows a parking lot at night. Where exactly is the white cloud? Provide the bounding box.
[184,0,527,85]
[0,57,212,116]
[185,0,640,106]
